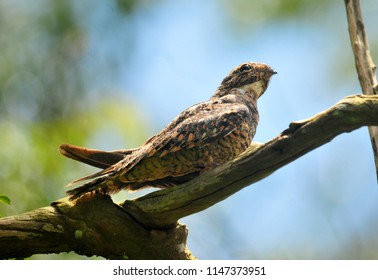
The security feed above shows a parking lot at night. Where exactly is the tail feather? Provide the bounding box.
[66,176,110,200]
[60,143,132,199]
[60,143,134,169]
[65,168,113,187]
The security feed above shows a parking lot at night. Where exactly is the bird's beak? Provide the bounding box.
[269,70,277,77]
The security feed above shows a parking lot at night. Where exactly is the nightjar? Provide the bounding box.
[60,62,276,200]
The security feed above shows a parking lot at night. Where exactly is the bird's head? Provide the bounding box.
[213,62,276,99]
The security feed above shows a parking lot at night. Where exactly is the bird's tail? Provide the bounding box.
[59,143,134,169]
[60,143,135,200]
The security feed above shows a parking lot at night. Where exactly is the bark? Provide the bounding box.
[0,194,194,260]
[0,94,377,259]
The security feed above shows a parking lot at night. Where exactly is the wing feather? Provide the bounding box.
[148,101,249,157]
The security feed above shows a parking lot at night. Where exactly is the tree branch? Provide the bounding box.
[345,0,378,180]
[122,95,378,228]
[1,94,377,259]
[0,194,195,259]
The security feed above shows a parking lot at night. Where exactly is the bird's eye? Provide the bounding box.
[239,64,252,72]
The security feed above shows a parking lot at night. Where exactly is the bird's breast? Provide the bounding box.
[204,119,256,167]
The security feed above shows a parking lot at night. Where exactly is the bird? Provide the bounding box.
[60,62,276,200]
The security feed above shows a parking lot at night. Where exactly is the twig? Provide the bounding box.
[345,0,378,181]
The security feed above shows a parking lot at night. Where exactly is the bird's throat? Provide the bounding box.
[236,80,266,98]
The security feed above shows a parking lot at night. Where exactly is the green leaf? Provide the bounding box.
[0,195,11,205]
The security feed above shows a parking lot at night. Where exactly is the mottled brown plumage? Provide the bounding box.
[60,62,276,200]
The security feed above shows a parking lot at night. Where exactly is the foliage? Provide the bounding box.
[0,195,11,205]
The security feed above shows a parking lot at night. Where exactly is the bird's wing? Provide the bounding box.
[64,100,249,186]
[145,101,250,158]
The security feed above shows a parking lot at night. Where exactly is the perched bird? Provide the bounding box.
[60,62,276,200]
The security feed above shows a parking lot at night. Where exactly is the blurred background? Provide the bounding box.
[0,0,377,259]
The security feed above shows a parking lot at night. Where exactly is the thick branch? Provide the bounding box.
[0,194,195,260]
[0,94,377,259]
[345,0,378,180]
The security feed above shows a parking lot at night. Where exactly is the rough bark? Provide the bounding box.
[0,94,377,259]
